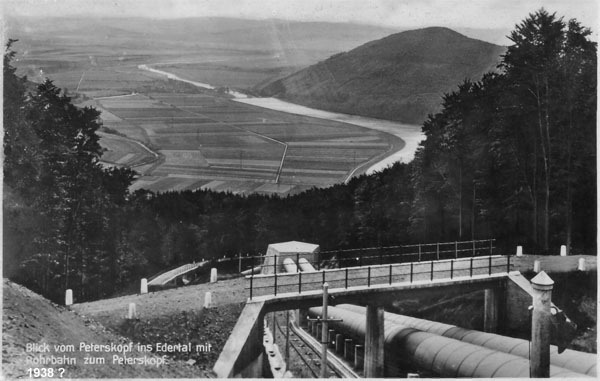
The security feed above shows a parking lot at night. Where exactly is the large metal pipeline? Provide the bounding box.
[309,306,589,378]
[336,304,596,377]
[298,258,316,272]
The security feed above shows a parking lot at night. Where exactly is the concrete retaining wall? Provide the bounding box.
[213,301,266,378]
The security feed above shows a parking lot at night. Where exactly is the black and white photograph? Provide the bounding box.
[2,0,597,378]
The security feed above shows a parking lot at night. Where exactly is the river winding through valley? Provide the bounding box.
[138,64,425,175]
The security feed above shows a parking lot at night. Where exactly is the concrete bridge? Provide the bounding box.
[147,261,208,289]
[213,241,596,378]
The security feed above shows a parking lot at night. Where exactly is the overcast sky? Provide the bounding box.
[5,0,598,36]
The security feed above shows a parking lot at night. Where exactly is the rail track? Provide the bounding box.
[271,311,359,378]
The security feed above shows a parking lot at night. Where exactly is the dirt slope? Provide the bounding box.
[1,279,203,378]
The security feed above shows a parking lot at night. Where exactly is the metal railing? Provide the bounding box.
[246,253,511,300]
[221,239,496,275]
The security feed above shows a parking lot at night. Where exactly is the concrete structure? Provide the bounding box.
[127,302,136,319]
[516,245,523,256]
[364,304,384,377]
[578,258,586,271]
[344,339,354,361]
[308,306,588,377]
[140,278,148,294]
[204,291,213,308]
[530,271,554,378]
[354,345,364,370]
[336,303,596,377]
[534,259,541,273]
[335,334,344,354]
[148,261,206,289]
[65,289,73,306]
[560,245,567,256]
[210,268,218,283]
[483,288,498,333]
[261,241,319,275]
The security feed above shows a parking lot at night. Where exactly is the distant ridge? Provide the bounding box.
[257,27,506,124]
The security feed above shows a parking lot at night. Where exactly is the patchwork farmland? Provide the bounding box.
[11,27,402,196]
[91,90,401,195]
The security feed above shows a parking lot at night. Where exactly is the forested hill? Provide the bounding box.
[257,27,505,124]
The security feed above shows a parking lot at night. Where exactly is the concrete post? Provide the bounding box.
[297,309,308,328]
[210,268,218,283]
[354,345,364,370]
[578,258,586,271]
[127,302,137,319]
[140,278,148,294]
[65,289,73,306]
[364,304,385,377]
[328,329,336,349]
[335,334,344,354]
[483,288,498,333]
[344,339,354,361]
[533,260,541,273]
[516,246,523,256]
[530,271,554,378]
[560,245,567,256]
[203,291,212,308]
[316,322,322,339]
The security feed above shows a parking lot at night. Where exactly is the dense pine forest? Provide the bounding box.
[4,10,596,303]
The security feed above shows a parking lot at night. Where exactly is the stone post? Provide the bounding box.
[533,260,541,273]
[210,268,218,283]
[127,302,137,319]
[530,271,554,378]
[578,258,586,271]
[203,291,212,308]
[65,289,73,306]
[560,245,567,256]
[140,278,148,294]
[516,246,523,256]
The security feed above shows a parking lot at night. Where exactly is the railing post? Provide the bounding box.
[322,270,326,285]
[410,262,413,283]
[472,240,476,256]
[296,253,300,272]
[430,261,434,281]
[389,264,392,285]
[250,272,253,300]
[345,268,348,289]
[455,241,458,259]
[299,271,302,294]
[418,244,422,262]
[451,260,454,279]
[490,239,493,256]
[436,242,440,260]
[274,273,278,296]
[470,257,473,277]
[489,255,492,276]
[274,254,277,274]
[507,253,511,273]
[367,266,371,287]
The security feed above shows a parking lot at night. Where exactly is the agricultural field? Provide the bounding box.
[9,17,403,195]
[88,90,400,195]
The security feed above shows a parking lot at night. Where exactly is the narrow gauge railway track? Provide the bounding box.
[272,312,359,378]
